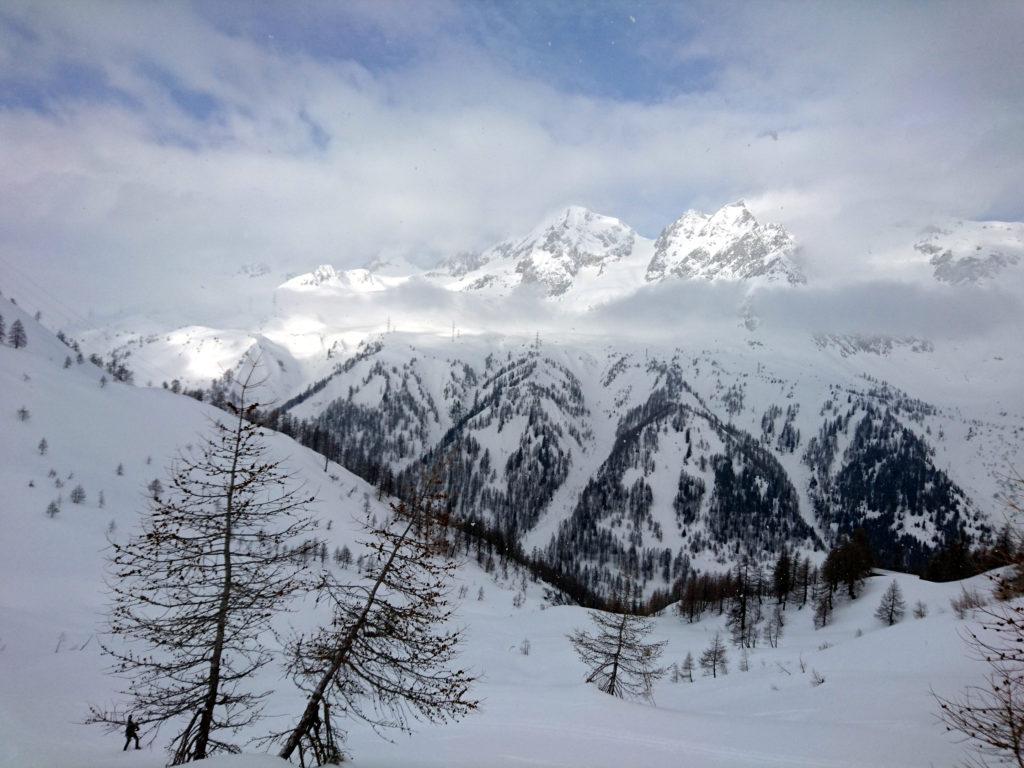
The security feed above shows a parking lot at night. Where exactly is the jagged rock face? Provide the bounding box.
[455,206,638,296]
[646,201,805,284]
[915,221,1024,284]
[813,333,935,357]
[439,251,489,278]
[514,207,635,294]
[928,249,1020,284]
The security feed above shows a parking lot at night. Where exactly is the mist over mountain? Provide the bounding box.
[4,3,1024,767]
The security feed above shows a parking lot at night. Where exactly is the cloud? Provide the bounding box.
[581,278,1023,345]
[0,1,1022,327]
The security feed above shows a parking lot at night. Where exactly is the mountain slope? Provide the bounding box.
[269,332,1012,594]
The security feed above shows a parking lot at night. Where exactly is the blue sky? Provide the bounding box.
[1,0,1023,317]
[192,1,716,102]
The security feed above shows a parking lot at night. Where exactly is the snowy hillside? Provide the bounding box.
[273,331,1020,593]
[0,306,1003,767]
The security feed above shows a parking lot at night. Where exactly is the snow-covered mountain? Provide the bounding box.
[272,331,1018,596]
[0,303,1008,767]
[646,201,804,284]
[279,264,407,293]
[437,206,640,297]
[16,203,1024,597]
[915,219,1024,284]
[281,201,802,306]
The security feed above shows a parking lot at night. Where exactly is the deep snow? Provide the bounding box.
[0,301,1005,768]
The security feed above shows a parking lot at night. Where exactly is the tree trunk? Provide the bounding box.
[192,408,244,761]
[279,519,415,760]
[604,614,627,696]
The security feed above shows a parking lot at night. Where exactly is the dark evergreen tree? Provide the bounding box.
[923,537,978,582]
[727,559,760,648]
[813,578,833,629]
[9,318,26,349]
[772,547,793,607]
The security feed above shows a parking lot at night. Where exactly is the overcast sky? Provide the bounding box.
[1,0,1023,322]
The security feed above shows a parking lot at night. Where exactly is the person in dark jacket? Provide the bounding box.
[123,715,141,751]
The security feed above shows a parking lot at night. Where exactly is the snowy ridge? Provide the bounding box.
[646,201,804,284]
[442,206,639,297]
[279,201,803,307]
[915,220,1024,284]
[278,264,407,293]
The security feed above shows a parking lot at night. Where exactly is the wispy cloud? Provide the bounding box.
[0,0,1022,322]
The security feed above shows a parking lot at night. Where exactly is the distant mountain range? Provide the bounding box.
[14,201,1022,597]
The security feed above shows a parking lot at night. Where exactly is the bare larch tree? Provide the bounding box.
[90,372,317,763]
[936,472,1024,767]
[937,473,1024,765]
[277,478,478,765]
[936,597,1024,767]
[568,607,666,700]
[874,580,906,626]
[700,632,729,678]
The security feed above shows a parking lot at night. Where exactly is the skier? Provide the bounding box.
[123,714,141,751]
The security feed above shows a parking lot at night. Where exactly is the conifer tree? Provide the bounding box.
[700,632,728,678]
[936,475,1024,767]
[681,651,695,682]
[569,607,666,700]
[813,578,834,628]
[0,312,5,344]
[9,318,26,349]
[727,558,762,648]
[277,478,477,764]
[874,580,906,626]
[89,373,318,763]
[772,547,793,607]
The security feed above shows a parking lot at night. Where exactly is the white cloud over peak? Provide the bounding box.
[0,0,1022,324]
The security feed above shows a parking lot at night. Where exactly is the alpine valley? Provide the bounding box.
[30,200,1022,603]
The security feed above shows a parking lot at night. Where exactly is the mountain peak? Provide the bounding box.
[707,200,756,230]
[440,206,638,297]
[279,264,390,293]
[646,202,804,284]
